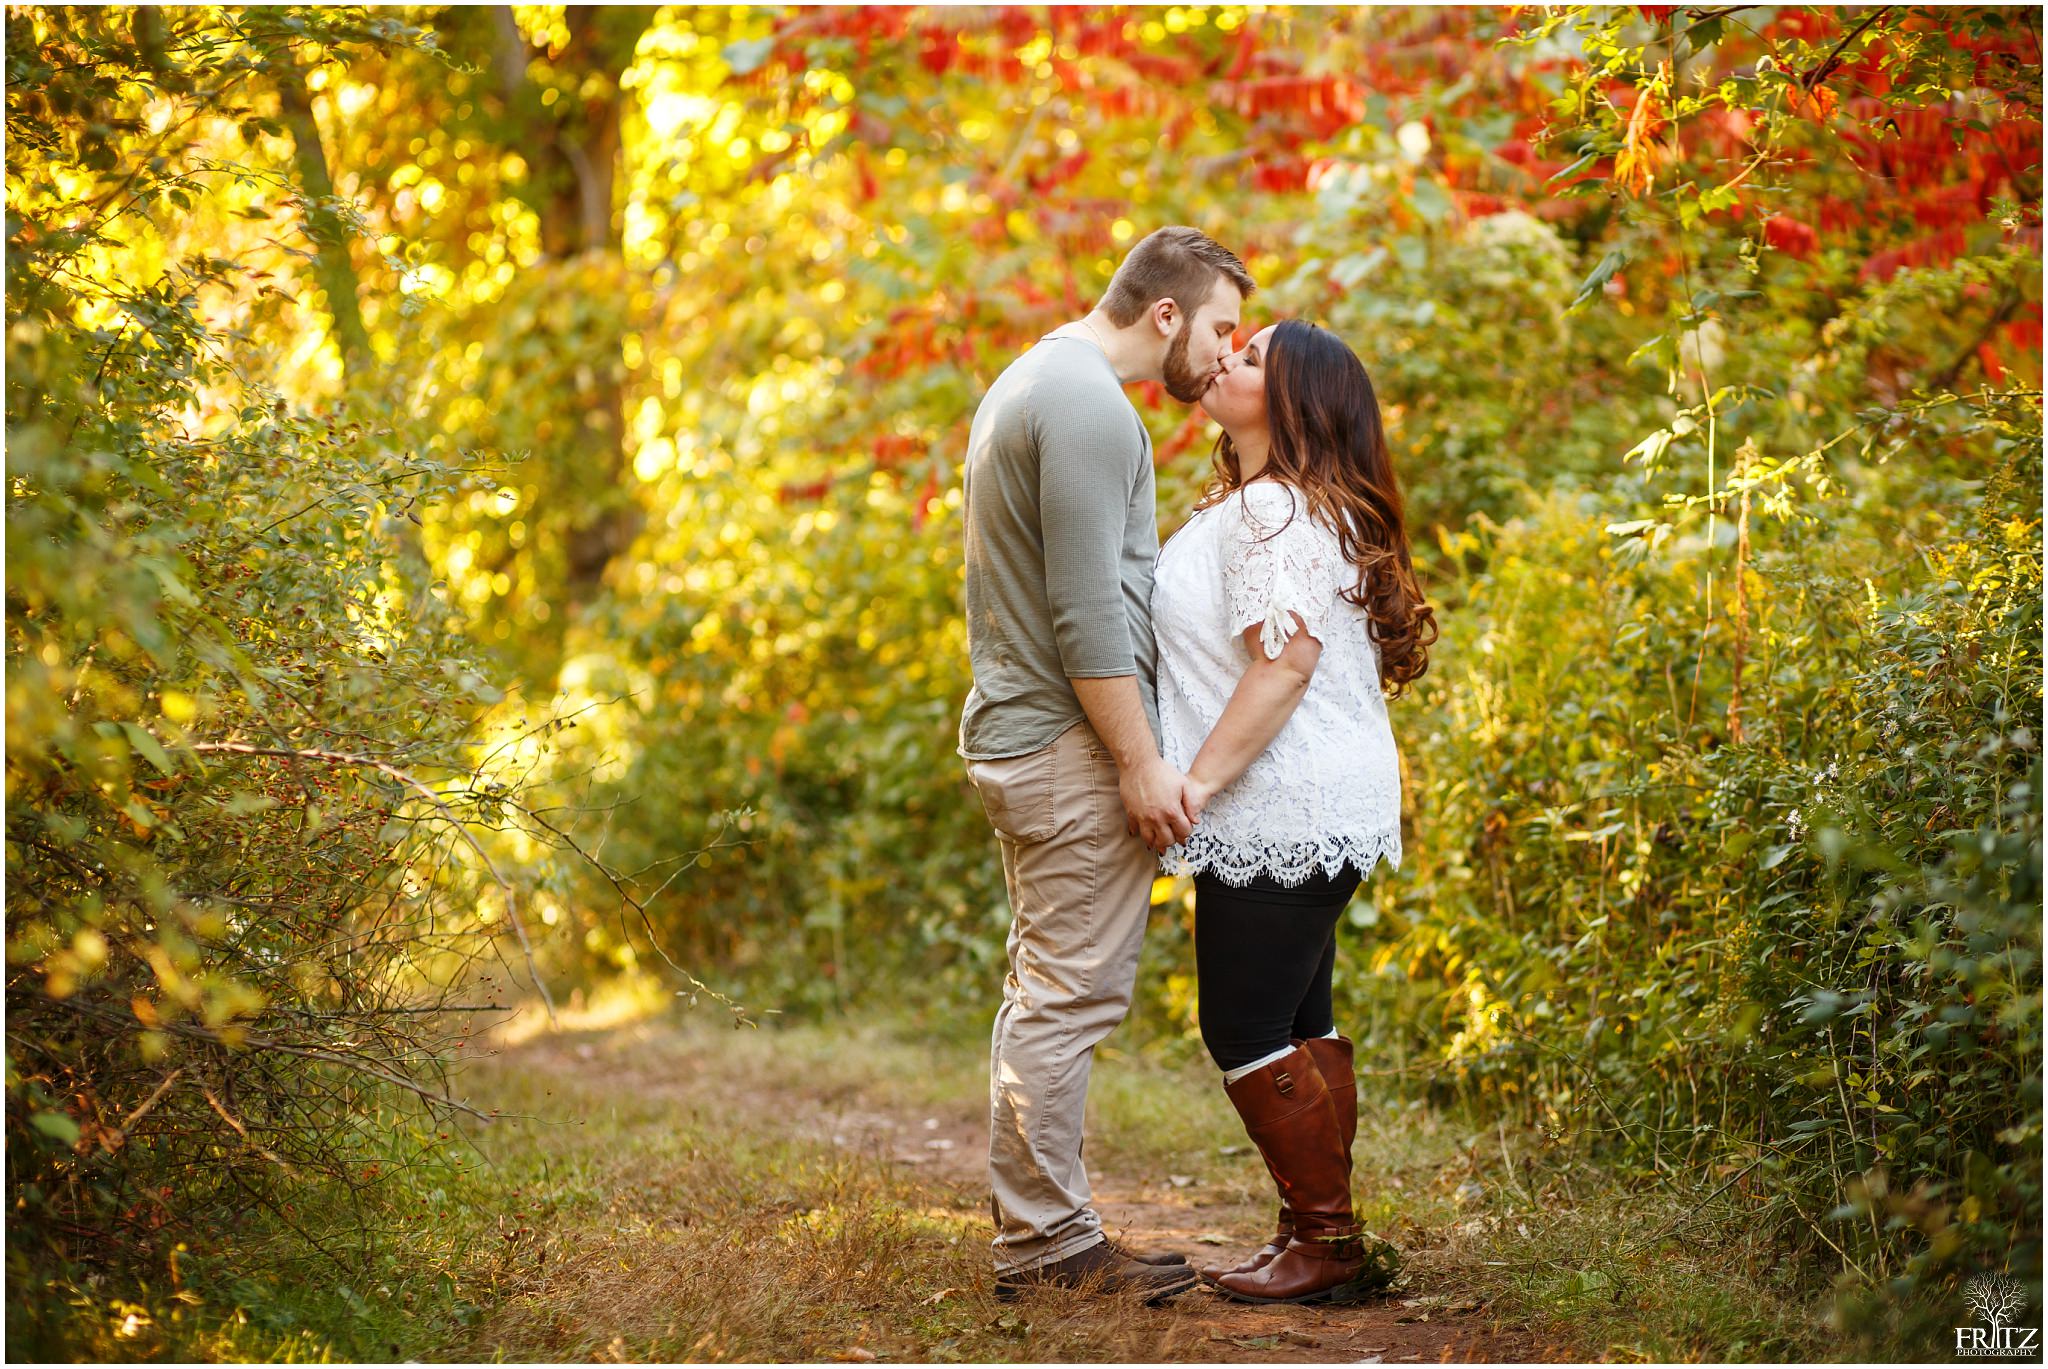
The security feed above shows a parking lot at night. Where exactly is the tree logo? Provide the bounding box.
[1957,1273,2038,1359]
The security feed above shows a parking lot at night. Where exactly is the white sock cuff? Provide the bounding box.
[1222,1044,1299,1084]
[1320,1027,1341,1039]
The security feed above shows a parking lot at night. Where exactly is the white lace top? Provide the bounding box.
[1152,480,1403,887]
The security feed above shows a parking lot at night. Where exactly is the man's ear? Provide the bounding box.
[1151,298,1178,337]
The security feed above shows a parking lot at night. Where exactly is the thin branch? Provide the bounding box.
[1802,7,1889,90]
[199,1082,297,1174]
[187,740,555,1024]
[1927,290,2025,394]
[516,803,755,1020]
[101,1067,185,1152]
[32,993,498,1122]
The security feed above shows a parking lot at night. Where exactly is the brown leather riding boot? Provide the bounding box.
[1200,1034,1358,1283]
[1306,1034,1359,1178]
[1212,1044,1369,1305]
[1197,1206,1295,1283]
[1200,1039,1305,1282]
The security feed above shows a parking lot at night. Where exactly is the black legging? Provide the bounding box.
[1193,863,1363,1071]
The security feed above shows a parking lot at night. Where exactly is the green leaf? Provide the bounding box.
[1568,247,1628,313]
[721,38,775,76]
[1699,183,1741,215]
[1624,429,1675,467]
[1330,249,1387,290]
[1546,151,1599,186]
[31,1112,80,1145]
[119,723,176,777]
[1686,17,1726,51]
[1410,176,1454,225]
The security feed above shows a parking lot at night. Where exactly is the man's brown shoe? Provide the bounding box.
[995,1239,1201,1304]
[1105,1234,1189,1266]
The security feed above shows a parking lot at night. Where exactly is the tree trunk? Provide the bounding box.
[273,50,427,571]
[275,60,372,372]
[484,5,654,594]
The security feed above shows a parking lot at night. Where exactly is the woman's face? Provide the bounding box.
[1200,324,1275,432]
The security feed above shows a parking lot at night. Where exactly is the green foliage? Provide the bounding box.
[3,4,2040,1359]
[533,7,2041,1349]
[564,471,999,1010]
[3,2,554,1301]
[1366,429,2040,1307]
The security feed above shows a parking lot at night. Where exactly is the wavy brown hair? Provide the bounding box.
[1198,320,1438,696]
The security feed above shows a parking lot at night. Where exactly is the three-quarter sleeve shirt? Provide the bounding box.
[1152,479,1404,886]
[959,335,1159,761]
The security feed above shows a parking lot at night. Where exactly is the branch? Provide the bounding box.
[515,803,756,1022]
[187,741,556,1025]
[99,1067,185,1152]
[486,6,539,101]
[30,993,498,1121]
[1926,290,2024,394]
[274,56,371,370]
[1802,7,1889,90]
[200,1082,297,1175]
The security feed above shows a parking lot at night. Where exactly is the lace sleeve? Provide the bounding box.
[1222,483,1341,660]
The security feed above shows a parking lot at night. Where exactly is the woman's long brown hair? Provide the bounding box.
[1198,320,1438,697]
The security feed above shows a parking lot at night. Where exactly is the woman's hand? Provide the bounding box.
[1181,772,1220,824]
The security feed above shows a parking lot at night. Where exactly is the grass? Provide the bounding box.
[8,974,1855,1362]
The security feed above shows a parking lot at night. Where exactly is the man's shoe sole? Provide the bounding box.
[994,1268,1202,1305]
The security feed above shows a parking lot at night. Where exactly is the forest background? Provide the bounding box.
[6,3,2042,1360]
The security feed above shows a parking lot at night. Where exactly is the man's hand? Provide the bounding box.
[1066,675,1189,851]
[1121,754,1195,854]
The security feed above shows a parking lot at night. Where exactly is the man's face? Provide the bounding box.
[1160,279,1244,404]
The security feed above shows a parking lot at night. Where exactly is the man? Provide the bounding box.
[959,226,1255,1303]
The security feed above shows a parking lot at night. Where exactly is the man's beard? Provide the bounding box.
[1160,317,1212,403]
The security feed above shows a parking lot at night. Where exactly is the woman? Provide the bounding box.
[1152,319,1437,1305]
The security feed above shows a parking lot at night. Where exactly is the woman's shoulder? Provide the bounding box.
[1233,480,1347,547]
[1229,477,1306,525]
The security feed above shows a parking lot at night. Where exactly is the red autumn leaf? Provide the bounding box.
[1762,215,1818,257]
[1978,343,2007,385]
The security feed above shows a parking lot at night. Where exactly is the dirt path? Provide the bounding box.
[791,1090,1549,1364]
[473,1021,1560,1364]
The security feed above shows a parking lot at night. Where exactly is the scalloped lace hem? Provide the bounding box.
[1161,830,1403,888]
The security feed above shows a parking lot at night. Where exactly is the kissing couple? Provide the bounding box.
[958,226,1437,1306]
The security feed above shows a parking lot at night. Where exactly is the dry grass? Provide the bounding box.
[409,988,1827,1362]
[436,1009,1308,1363]
[12,979,1840,1362]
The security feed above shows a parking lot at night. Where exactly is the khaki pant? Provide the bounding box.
[964,720,1157,1274]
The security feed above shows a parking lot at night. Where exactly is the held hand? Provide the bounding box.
[1180,773,1218,824]
[1120,755,1195,854]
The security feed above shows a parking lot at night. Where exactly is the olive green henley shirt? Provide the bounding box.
[958,334,1160,761]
